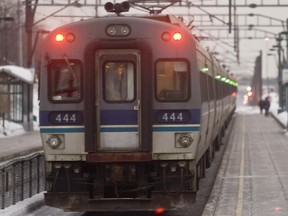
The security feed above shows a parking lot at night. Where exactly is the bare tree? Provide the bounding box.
[0,0,21,66]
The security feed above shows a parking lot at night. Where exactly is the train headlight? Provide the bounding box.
[106,26,117,36]
[120,26,130,35]
[176,133,193,148]
[46,134,64,149]
[106,24,131,36]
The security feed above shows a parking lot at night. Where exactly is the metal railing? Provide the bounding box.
[0,152,45,209]
[0,113,5,133]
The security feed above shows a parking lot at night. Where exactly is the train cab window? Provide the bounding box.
[103,62,135,102]
[49,61,82,102]
[156,60,189,102]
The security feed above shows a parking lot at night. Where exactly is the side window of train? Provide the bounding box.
[103,62,135,102]
[156,60,189,102]
[200,73,208,102]
[207,75,214,100]
[49,60,82,102]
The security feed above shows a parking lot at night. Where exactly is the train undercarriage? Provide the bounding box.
[45,159,197,211]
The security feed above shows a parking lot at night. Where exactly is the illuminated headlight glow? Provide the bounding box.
[177,133,193,148]
[173,32,182,41]
[46,135,63,149]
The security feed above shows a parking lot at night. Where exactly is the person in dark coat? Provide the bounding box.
[258,99,265,114]
[263,96,271,116]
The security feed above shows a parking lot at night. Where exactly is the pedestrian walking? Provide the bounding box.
[263,96,271,116]
[258,99,265,114]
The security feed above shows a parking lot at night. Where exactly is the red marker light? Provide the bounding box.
[173,32,182,41]
[66,33,75,42]
[55,33,64,42]
[155,207,165,214]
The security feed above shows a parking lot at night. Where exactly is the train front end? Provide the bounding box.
[39,14,200,212]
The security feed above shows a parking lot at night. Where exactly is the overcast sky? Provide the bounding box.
[33,0,288,79]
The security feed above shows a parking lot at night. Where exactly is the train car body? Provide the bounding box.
[39,12,237,212]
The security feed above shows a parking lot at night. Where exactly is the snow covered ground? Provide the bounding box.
[268,93,288,128]
[0,193,45,216]
[0,82,39,138]
[0,121,26,138]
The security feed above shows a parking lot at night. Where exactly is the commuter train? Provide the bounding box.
[39,2,237,212]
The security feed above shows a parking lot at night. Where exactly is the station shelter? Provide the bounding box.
[0,65,34,131]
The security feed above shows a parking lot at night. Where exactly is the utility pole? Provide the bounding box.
[276,36,284,110]
[25,0,37,68]
[18,0,23,66]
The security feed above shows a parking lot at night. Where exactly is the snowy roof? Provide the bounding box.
[0,65,34,84]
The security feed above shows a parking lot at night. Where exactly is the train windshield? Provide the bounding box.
[49,60,81,102]
[156,60,189,101]
[103,62,135,102]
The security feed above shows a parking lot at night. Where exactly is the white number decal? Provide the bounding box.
[54,113,78,123]
[177,113,183,121]
[162,113,168,121]
[63,114,69,122]
[70,114,76,122]
[170,113,176,121]
[56,114,62,122]
[161,112,184,122]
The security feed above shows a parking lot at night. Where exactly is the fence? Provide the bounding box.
[0,112,4,131]
[0,152,45,209]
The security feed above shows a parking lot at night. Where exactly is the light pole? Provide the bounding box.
[264,37,270,95]
[273,36,285,111]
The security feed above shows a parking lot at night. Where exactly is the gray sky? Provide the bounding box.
[33,0,288,79]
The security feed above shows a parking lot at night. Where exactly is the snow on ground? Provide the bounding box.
[269,93,288,128]
[0,193,45,216]
[0,121,26,138]
[0,83,39,138]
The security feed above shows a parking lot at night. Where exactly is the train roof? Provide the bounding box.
[99,13,189,28]
[136,15,189,30]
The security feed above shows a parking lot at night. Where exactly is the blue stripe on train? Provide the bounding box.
[40,126,199,133]
[153,126,200,132]
[100,110,138,125]
[40,127,84,133]
[100,127,138,132]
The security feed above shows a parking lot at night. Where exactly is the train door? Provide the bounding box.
[96,50,141,150]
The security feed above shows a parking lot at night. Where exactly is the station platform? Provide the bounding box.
[0,131,42,163]
[203,112,288,216]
